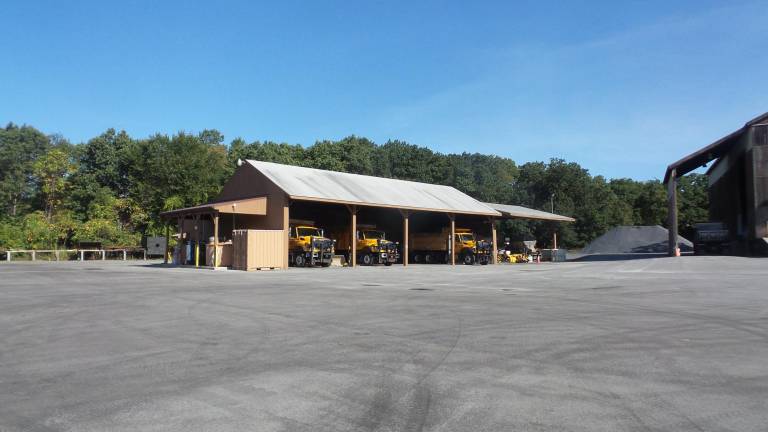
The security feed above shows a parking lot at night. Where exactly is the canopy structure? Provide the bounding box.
[160,197,267,218]
[663,112,768,184]
[247,160,500,216]
[483,202,575,222]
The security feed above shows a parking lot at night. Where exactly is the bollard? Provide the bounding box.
[7,251,11,262]
[31,251,36,261]
[102,250,106,260]
[123,250,127,261]
[80,250,84,261]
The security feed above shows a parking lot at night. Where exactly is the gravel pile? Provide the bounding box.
[583,225,693,254]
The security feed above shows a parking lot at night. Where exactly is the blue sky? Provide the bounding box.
[2,0,766,180]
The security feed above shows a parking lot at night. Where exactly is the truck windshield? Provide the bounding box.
[363,231,386,240]
[297,227,322,237]
[457,233,475,242]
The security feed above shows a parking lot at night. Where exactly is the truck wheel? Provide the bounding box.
[462,253,475,265]
[384,261,392,266]
[361,253,373,266]
[425,253,433,264]
[414,254,422,263]
[294,254,306,267]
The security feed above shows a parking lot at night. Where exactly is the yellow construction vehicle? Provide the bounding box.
[288,222,334,267]
[411,228,491,265]
[334,225,399,266]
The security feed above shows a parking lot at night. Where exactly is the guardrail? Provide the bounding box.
[2,249,147,262]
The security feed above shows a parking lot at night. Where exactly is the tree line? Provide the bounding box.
[0,122,708,250]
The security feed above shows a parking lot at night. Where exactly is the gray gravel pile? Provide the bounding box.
[583,225,693,254]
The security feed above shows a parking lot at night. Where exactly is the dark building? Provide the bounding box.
[664,112,768,256]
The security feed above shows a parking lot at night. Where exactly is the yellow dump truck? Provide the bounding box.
[334,227,399,266]
[288,224,334,267]
[410,228,491,265]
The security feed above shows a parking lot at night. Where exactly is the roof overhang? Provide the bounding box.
[663,112,768,183]
[160,197,267,218]
[483,202,575,222]
[290,195,501,216]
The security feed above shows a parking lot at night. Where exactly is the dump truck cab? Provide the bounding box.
[411,227,490,265]
[288,224,334,267]
[357,230,399,265]
[333,226,399,266]
[454,229,491,265]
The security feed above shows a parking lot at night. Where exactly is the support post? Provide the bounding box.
[402,210,409,267]
[31,250,36,261]
[194,215,201,267]
[449,214,455,266]
[123,250,127,261]
[178,217,184,265]
[349,205,357,267]
[283,201,290,269]
[491,218,498,264]
[667,169,679,257]
[7,251,11,262]
[553,232,558,250]
[55,250,60,261]
[79,250,84,261]
[213,213,219,268]
[164,224,170,264]
[101,250,105,260]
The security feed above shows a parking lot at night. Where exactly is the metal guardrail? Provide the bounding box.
[2,249,147,262]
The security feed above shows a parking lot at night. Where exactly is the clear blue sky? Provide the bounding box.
[2,1,766,180]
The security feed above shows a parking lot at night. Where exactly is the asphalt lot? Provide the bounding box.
[1,257,767,431]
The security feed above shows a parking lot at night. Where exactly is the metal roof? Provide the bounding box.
[247,160,501,216]
[483,202,575,222]
[663,112,768,183]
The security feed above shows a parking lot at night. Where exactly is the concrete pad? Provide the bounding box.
[0,257,766,431]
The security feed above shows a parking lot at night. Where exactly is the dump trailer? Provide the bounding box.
[410,228,491,265]
[694,222,730,255]
[334,226,399,265]
[288,224,334,267]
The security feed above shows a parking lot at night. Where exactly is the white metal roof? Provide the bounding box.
[246,160,501,216]
[483,202,575,222]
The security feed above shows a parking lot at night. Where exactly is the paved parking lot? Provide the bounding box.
[1,257,767,431]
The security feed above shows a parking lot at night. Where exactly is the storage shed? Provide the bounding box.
[664,112,768,256]
[161,160,577,268]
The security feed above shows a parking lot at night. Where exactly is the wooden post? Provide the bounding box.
[213,213,219,268]
[402,210,409,267]
[350,205,357,267]
[667,169,679,257]
[491,218,498,264]
[178,217,184,264]
[449,214,455,266]
[194,215,201,267]
[283,201,290,269]
[164,224,170,264]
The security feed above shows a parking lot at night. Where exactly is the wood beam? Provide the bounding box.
[350,205,357,267]
[213,213,219,268]
[490,218,498,264]
[164,224,170,264]
[449,213,456,266]
[402,210,409,267]
[283,201,290,269]
[667,169,679,257]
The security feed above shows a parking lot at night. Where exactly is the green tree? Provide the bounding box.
[0,123,50,217]
[33,147,75,221]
